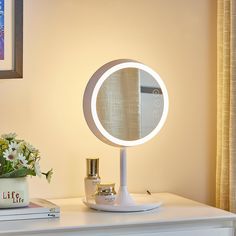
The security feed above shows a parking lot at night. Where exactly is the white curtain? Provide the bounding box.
[97,68,141,141]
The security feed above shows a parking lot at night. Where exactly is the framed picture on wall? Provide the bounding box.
[0,0,23,79]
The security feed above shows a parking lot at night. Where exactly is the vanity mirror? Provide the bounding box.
[83,59,168,212]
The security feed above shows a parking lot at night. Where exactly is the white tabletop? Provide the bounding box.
[0,193,235,235]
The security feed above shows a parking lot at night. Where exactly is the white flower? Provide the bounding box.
[25,142,37,152]
[3,149,17,162]
[17,153,28,167]
[9,141,20,152]
[45,169,53,183]
[34,161,42,177]
[1,133,17,139]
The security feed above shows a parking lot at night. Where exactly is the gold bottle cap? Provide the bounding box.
[86,158,99,178]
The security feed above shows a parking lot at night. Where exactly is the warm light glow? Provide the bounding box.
[91,61,169,147]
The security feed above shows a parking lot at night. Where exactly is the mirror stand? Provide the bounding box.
[116,147,135,206]
[113,147,162,212]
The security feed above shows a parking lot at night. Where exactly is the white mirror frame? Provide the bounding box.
[83,59,169,147]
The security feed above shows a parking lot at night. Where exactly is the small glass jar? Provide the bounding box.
[95,183,116,205]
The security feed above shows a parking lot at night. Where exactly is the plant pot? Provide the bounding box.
[0,177,29,208]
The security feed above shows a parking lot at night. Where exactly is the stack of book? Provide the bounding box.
[0,199,60,221]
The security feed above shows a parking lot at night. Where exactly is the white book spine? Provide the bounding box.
[0,212,60,221]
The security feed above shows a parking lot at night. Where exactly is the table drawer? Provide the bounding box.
[134,228,234,236]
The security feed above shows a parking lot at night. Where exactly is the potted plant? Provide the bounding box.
[0,133,53,208]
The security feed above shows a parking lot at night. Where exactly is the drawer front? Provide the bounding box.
[134,228,234,236]
[6,227,234,236]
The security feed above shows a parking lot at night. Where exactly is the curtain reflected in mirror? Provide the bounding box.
[97,68,141,141]
[96,68,164,141]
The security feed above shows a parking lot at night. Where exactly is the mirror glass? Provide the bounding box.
[96,68,164,141]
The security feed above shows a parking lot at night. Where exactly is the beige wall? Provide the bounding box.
[0,0,216,204]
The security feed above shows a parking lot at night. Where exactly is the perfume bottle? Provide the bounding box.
[84,158,101,202]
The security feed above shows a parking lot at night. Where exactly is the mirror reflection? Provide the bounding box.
[96,68,164,141]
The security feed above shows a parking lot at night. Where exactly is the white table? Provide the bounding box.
[0,193,235,236]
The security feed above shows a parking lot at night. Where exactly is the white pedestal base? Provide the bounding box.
[115,186,135,206]
[83,194,162,212]
[83,200,162,212]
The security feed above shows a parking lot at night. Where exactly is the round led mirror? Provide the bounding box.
[83,59,169,212]
[83,59,169,147]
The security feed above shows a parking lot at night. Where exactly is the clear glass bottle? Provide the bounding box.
[84,158,101,202]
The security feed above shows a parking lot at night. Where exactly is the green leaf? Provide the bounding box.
[0,156,5,175]
[0,168,35,178]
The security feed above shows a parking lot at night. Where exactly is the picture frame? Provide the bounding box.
[0,0,23,79]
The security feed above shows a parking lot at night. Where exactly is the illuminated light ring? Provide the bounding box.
[88,61,169,147]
